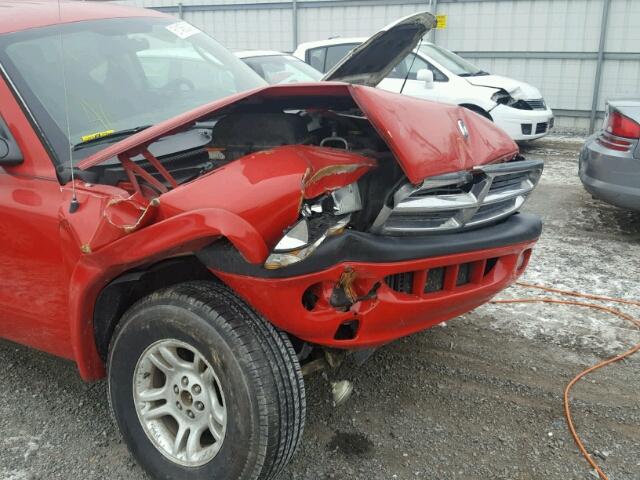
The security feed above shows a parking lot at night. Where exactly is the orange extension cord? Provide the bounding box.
[490,282,640,480]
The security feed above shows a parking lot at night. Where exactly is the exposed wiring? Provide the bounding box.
[491,282,640,480]
[516,281,640,307]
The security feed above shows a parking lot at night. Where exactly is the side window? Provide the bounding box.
[388,54,448,82]
[307,47,327,72]
[429,62,448,82]
[324,44,358,72]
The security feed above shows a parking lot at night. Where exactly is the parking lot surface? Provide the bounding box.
[1,137,639,480]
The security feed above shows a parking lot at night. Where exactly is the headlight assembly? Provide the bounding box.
[265,181,361,269]
[271,217,309,252]
[491,89,515,106]
[264,215,351,269]
[302,182,363,217]
[331,183,362,215]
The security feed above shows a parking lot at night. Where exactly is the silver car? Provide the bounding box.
[579,100,640,211]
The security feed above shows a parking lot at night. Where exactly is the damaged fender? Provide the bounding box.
[64,145,375,379]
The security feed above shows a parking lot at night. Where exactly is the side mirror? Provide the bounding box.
[416,68,434,89]
[0,116,23,166]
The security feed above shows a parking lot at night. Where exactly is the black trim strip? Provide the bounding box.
[197,212,542,279]
[0,62,60,177]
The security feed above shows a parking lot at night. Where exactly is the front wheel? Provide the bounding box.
[107,281,306,480]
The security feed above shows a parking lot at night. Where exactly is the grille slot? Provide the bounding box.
[456,263,472,286]
[526,99,546,110]
[425,268,445,293]
[484,258,498,276]
[490,172,528,191]
[535,122,548,134]
[385,258,503,297]
[470,198,521,225]
[384,212,456,231]
[411,185,467,197]
[373,159,543,235]
[385,272,414,294]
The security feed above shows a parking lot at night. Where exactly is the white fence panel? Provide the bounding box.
[108,0,640,132]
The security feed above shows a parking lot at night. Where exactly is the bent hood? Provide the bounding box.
[351,86,518,183]
[466,74,542,100]
[79,82,517,185]
[322,11,436,87]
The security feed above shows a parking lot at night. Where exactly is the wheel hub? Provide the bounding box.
[133,339,227,467]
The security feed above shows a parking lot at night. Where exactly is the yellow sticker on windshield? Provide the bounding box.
[81,130,115,142]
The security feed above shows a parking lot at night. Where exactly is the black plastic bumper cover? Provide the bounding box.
[197,212,542,279]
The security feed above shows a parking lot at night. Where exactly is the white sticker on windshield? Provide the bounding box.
[166,21,201,39]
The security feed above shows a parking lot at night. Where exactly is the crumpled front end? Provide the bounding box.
[73,82,542,349]
[185,86,544,347]
[206,214,539,347]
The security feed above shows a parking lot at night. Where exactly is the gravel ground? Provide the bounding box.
[1,136,639,480]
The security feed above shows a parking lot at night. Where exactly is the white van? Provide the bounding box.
[294,35,554,141]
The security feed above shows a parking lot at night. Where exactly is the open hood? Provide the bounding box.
[350,86,518,182]
[322,11,436,87]
[465,74,542,100]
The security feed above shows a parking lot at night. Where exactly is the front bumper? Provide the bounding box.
[579,134,640,211]
[206,213,542,348]
[491,104,554,141]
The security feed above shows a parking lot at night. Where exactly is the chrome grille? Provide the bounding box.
[372,159,543,235]
[526,99,546,110]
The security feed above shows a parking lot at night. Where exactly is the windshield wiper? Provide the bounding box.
[73,125,151,151]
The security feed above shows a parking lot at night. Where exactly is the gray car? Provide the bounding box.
[579,99,640,211]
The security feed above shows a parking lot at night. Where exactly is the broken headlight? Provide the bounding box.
[331,183,363,215]
[492,87,531,109]
[264,182,362,269]
[264,215,351,269]
[301,182,363,217]
[491,89,516,106]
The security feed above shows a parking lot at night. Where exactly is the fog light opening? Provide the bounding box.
[302,285,320,311]
[517,249,532,273]
[334,320,359,340]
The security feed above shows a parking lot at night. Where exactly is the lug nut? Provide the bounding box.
[192,384,202,395]
[181,376,189,387]
[195,401,204,411]
[176,402,183,410]
[187,410,195,419]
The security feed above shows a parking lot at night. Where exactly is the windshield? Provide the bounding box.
[0,17,267,164]
[242,54,323,84]
[418,44,486,77]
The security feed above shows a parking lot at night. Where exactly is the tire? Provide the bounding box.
[107,281,306,480]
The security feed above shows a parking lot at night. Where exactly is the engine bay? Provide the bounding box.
[77,97,406,230]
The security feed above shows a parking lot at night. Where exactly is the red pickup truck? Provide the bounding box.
[0,2,542,479]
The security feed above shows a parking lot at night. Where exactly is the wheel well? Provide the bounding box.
[460,103,493,121]
[93,255,217,361]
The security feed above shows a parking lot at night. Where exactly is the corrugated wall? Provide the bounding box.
[111,0,640,132]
